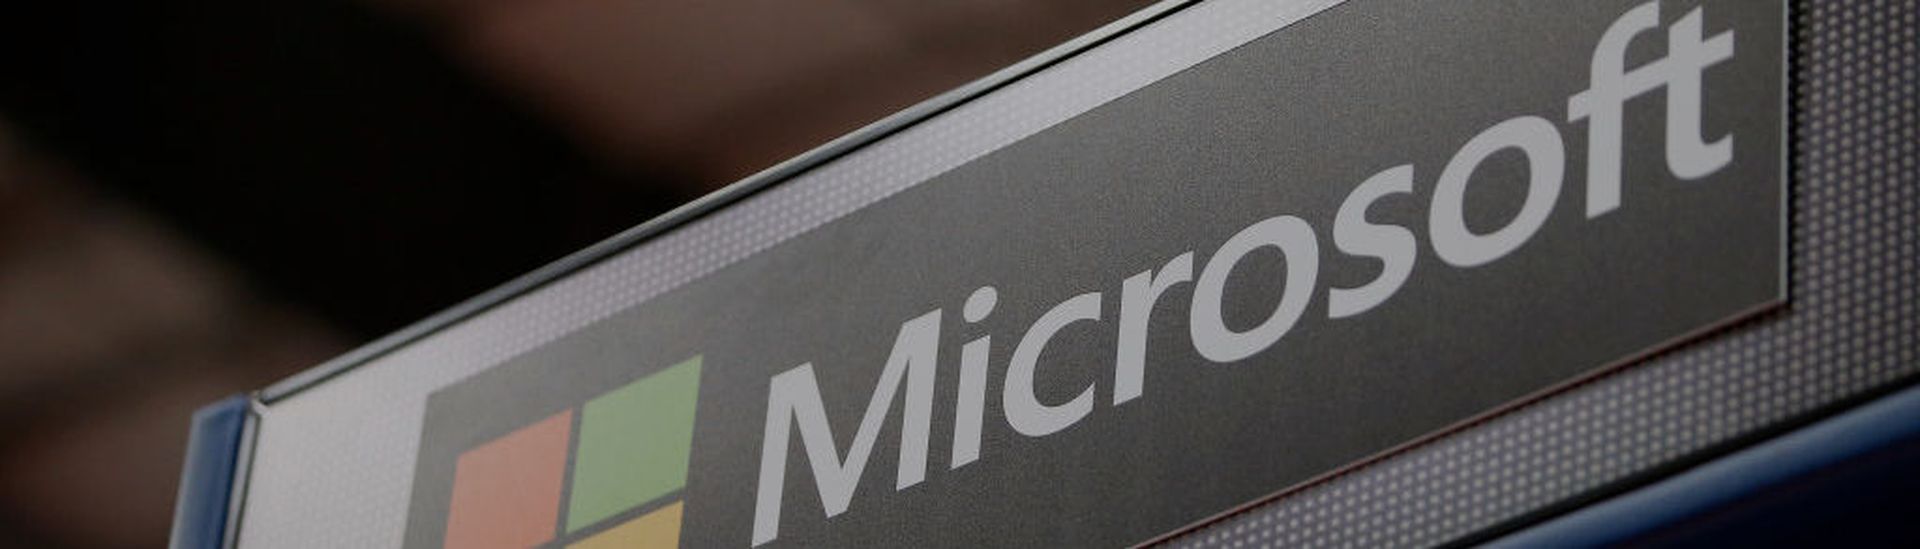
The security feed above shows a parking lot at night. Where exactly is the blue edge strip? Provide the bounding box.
[1490,380,1920,547]
[169,394,250,549]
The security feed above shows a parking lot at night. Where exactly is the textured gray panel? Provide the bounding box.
[1162,1,1919,547]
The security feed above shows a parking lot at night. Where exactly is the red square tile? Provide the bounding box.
[443,410,572,549]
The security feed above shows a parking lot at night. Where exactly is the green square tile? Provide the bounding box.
[565,356,702,533]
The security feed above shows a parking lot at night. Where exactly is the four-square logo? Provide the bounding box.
[438,357,701,548]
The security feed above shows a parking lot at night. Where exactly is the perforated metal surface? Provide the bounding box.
[1164,1,1919,546]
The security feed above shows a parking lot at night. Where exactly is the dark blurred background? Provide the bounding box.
[0,1,1152,546]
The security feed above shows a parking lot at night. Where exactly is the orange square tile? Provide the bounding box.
[443,410,573,549]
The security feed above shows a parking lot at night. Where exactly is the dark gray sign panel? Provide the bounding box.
[400,0,1782,547]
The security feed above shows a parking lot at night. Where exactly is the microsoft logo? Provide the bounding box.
[440,357,701,549]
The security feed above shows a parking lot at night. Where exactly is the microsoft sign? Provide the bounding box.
[403,0,1783,546]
